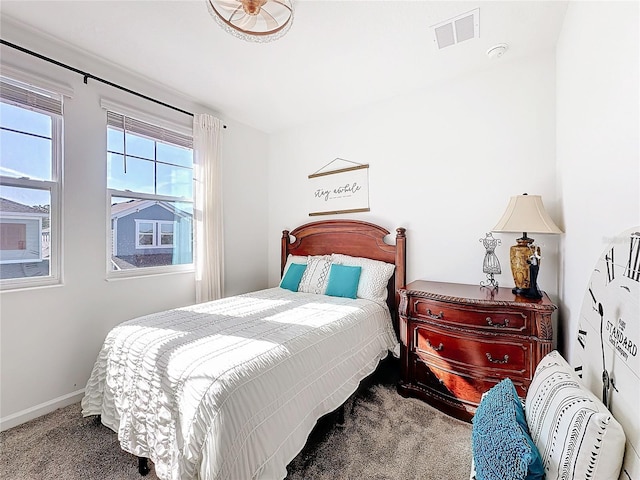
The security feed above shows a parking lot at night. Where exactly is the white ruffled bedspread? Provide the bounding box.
[81,287,397,480]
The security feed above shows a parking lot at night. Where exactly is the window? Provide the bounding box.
[0,77,62,288]
[159,222,174,246]
[134,220,176,248]
[1,223,27,250]
[107,111,193,273]
[137,221,155,247]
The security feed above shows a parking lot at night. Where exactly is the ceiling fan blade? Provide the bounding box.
[235,13,258,31]
[228,6,247,23]
[216,0,241,8]
[213,0,241,13]
[259,8,279,30]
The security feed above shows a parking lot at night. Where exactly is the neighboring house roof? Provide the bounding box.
[111,199,190,219]
[0,197,48,216]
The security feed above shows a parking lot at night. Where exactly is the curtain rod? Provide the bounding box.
[0,38,227,129]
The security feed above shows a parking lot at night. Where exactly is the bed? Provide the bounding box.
[81,219,407,480]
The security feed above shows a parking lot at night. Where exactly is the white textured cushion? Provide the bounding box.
[282,254,332,279]
[332,254,395,305]
[297,255,331,294]
[525,350,626,480]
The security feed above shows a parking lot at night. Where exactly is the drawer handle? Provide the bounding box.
[426,309,444,320]
[427,339,444,352]
[486,353,509,364]
[486,316,510,328]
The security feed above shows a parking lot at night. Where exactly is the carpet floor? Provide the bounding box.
[0,359,472,479]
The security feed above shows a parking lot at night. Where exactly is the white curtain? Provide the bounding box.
[193,114,224,303]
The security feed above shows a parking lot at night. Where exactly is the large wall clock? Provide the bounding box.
[574,226,639,480]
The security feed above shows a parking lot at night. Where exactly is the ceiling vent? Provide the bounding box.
[431,8,480,49]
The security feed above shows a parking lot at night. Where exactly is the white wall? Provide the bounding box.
[0,20,269,428]
[556,1,639,361]
[268,52,560,302]
[267,2,639,369]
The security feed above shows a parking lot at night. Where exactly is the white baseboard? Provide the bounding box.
[0,388,85,432]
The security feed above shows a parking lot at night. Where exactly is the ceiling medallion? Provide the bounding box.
[206,0,293,43]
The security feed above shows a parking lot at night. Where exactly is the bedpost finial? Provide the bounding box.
[396,227,406,238]
[282,230,290,238]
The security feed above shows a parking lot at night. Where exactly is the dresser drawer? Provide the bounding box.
[410,297,529,334]
[411,322,531,379]
[410,357,528,406]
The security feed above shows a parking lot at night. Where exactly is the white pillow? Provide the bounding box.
[282,254,309,277]
[297,255,332,295]
[525,350,626,480]
[331,253,395,305]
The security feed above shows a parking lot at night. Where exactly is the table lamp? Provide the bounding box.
[492,193,562,298]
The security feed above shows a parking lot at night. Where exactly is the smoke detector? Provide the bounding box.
[486,43,509,59]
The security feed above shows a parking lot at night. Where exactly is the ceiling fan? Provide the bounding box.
[207,0,294,42]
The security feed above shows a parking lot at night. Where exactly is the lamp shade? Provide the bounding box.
[492,194,562,235]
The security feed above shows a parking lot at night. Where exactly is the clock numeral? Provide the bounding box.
[574,365,583,378]
[605,247,615,283]
[588,287,597,305]
[578,329,587,349]
[624,233,640,282]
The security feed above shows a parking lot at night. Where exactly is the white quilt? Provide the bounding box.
[81,287,397,480]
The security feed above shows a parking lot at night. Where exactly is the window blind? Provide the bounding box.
[0,78,63,116]
[107,110,193,149]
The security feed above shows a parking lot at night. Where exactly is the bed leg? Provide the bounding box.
[337,404,346,427]
[138,457,150,476]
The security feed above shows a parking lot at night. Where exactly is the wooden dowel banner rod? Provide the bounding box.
[308,164,368,179]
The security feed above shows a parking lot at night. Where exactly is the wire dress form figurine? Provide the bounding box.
[480,233,501,290]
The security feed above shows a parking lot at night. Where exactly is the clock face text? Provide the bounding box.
[574,227,640,480]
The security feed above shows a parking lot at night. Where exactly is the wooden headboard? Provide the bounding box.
[281,220,406,333]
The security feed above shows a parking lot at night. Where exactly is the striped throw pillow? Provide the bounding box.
[524,351,626,480]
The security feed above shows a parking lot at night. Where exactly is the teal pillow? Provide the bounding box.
[472,378,544,480]
[510,384,544,480]
[280,263,306,292]
[325,264,362,299]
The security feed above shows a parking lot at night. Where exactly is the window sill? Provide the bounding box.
[106,264,195,281]
[0,276,62,292]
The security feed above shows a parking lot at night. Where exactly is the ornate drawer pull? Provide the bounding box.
[426,309,444,320]
[427,339,444,351]
[486,316,510,327]
[486,353,509,364]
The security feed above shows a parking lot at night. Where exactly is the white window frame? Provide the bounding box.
[134,220,176,249]
[134,219,156,248]
[106,107,194,279]
[0,77,64,290]
[158,220,175,247]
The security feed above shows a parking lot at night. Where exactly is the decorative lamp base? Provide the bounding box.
[509,236,535,295]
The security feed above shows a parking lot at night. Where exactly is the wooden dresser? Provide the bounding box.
[397,280,557,422]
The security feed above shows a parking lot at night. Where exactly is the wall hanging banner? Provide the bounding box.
[308,159,369,216]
